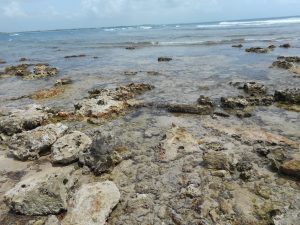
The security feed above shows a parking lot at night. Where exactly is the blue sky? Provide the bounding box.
[0,0,300,32]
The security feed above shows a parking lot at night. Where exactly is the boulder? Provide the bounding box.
[0,105,48,136]
[62,181,120,225]
[158,57,172,62]
[245,47,272,53]
[10,123,68,160]
[4,168,75,216]
[79,135,122,175]
[243,82,267,95]
[279,43,291,48]
[280,160,300,178]
[51,131,92,165]
[4,64,31,76]
[274,88,300,104]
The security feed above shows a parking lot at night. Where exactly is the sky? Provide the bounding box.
[0,0,300,32]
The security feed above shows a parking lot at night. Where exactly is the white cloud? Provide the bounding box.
[2,1,26,17]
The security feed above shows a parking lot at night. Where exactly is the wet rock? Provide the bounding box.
[79,135,122,175]
[267,148,286,170]
[213,111,230,118]
[236,158,253,180]
[156,124,200,162]
[64,54,86,59]
[75,83,154,118]
[4,64,31,77]
[277,56,300,63]
[280,160,300,178]
[51,131,92,165]
[4,168,75,216]
[243,82,267,95]
[55,78,73,86]
[33,64,59,78]
[221,96,249,109]
[45,216,60,225]
[272,60,294,70]
[124,71,138,76]
[279,43,291,48]
[166,103,213,115]
[203,151,234,171]
[245,47,272,53]
[10,123,68,161]
[0,105,48,136]
[62,181,120,225]
[197,95,214,107]
[147,71,160,75]
[232,44,243,48]
[158,57,172,62]
[125,46,135,50]
[268,45,276,49]
[274,88,300,104]
[19,58,28,62]
[30,87,65,100]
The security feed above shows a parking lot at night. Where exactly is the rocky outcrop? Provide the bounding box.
[280,160,300,178]
[4,168,75,216]
[245,46,273,53]
[75,83,154,119]
[243,82,267,95]
[62,181,120,225]
[156,124,200,162]
[197,95,214,107]
[158,57,172,62]
[277,56,300,63]
[221,96,249,109]
[79,135,123,175]
[274,88,300,104]
[51,131,92,165]
[272,60,294,70]
[10,123,68,160]
[279,43,291,48]
[0,105,48,136]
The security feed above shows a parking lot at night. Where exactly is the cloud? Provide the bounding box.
[2,1,26,17]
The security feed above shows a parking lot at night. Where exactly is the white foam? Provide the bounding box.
[140,26,152,30]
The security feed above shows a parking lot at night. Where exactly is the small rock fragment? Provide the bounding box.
[158,57,172,62]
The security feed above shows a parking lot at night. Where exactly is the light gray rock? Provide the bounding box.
[45,215,61,225]
[10,123,68,160]
[0,104,48,136]
[4,167,75,216]
[51,131,92,165]
[62,181,120,225]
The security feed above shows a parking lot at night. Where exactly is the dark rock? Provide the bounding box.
[166,104,213,115]
[213,111,230,118]
[54,78,73,86]
[147,71,160,76]
[268,45,276,49]
[245,47,272,53]
[280,160,300,178]
[243,82,267,95]
[19,58,28,62]
[277,56,300,63]
[124,71,138,76]
[274,88,300,104]
[279,43,291,48]
[221,96,249,109]
[272,61,294,70]
[197,95,214,107]
[125,47,135,50]
[4,64,31,77]
[158,57,172,62]
[64,54,86,59]
[232,44,243,48]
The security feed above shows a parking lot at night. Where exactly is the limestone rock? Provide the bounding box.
[62,181,120,225]
[203,151,233,171]
[243,82,267,95]
[197,95,214,107]
[221,96,249,109]
[45,215,61,225]
[4,168,75,216]
[0,105,48,136]
[51,131,92,165]
[280,160,300,178]
[10,123,68,160]
[274,88,300,104]
[166,103,213,115]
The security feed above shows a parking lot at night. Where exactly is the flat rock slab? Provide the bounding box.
[62,181,120,225]
[0,105,48,136]
[10,123,68,160]
[4,167,75,216]
[51,131,92,165]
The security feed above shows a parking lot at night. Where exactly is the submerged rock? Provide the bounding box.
[280,160,300,178]
[279,43,291,48]
[166,103,213,115]
[245,47,272,53]
[4,168,75,216]
[64,54,86,58]
[33,64,59,78]
[125,46,135,50]
[30,87,65,100]
[62,181,120,225]
[0,105,48,136]
[19,57,28,62]
[10,123,68,160]
[79,135,122,175]
[232,44,243,48]
[274,88,300,104]
[55,78,73,86]
[243,82,267,95]
[277,56,300,63]
[4,64,31,77]
[51,131,92,165]
[272,60,294,70]
[158,57,172,62]
[197,95,214,107]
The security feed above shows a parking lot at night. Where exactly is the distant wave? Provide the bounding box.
[139,26,152,30]
[9,33,20,36]
[197,17,300,29]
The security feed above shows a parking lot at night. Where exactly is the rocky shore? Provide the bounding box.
[0,42,300,225]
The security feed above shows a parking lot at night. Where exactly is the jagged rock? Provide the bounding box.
[10,123,68,160]
[45,215,61,225]
[75,83,154,118]
[4,168,75,216]
[4,64,31,76]
[197,95,214,107]
[245,47,272,53]
[166,104,213,115]
[280,160,300,178]
[277,56,300,63]
[279,43,291,48]
[64,54,86,58]
[203,151,234,171]
[62,181,120,225]
[30,87,65,100]
[79,135,122,175]
[243,82,267,95]
[0,105,48,136]
[156,124,200,162]
[272,60,294,70]
[274,88,300,104]
[221,96,249,109]
[51,131,92,165]
[33,64,59,78]
[158,57,172,62]
[55,78,73,86]
[232,44,243,48]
